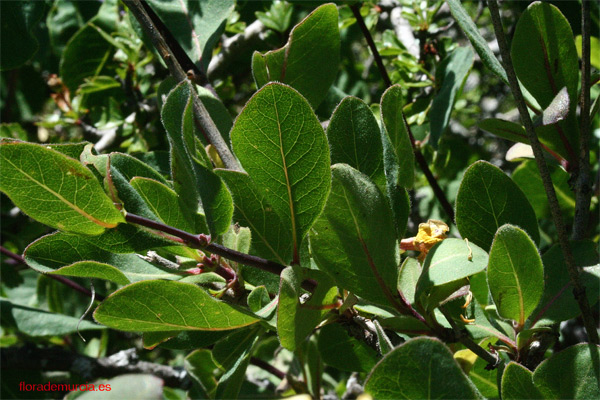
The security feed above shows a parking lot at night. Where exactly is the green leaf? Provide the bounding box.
[446,0,508,84]
[511,2,579,160]
[247,286,271,313]
[60,0,118,92]
[502,361,544,400]
[380,85,414,189]
[456,160,539,250]
[252,4,340,108]
[378,316,430,335]
[0,298,104,337]
[94,280,259,331]
[530,241,600,326]
[364,337,483,399]
[533,343,600,399]
[327,96,385,186]
[0,123,28,141]
[110,152,169,186]
[415,238,488,311]
[429,47,473,148]
[512,2,579,110]
[194,161,233,236]
[277,266,338,351]
[466,345,500,399]
[488,225,544,326]
[310,164,399,307]
[131,177,194,232]
[317,323,379,372]
[255,1,293,33]
[512,160,575,219]
[217,170,293,265]
[185,349,218,397]
[143,330,227,350]
[161,81,201,224]
[66,375,162,400]
[0,141,124,235]
[576,35,600,69]
[24,231,180,283]
[398,257,421,306]
[0,1,45,70]
[212,327,261,370]
[214,331,258,400]
[145,0,234,71]
[231,83,331,262]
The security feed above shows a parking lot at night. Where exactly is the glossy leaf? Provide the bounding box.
[502,361,544,400]
[0,298,104,337]
[327,96,384,186]
[530,241,600,326]
[94,280,259,331]
[318,323,378,372]
[380,85,414,189]
[145,0,233,71]
[365,337,483,399]
[429,47,473,148]
[24,231,180,283]
[446,0,508,84]
[217,170,293,265]
[251,4,340,108]
[0,141,124,235]
[277,266,338,351]
[415,238,488,311]
[533,343,600,399]
[488,225,544,326]
[0,2,45,70]
[310,164,399,307]
[231,83,331,261]
[456,160,539,250]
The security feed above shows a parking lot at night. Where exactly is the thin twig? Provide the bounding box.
[439,306,501,369]
[350,3,392,87]
[0,246,104,302]
[122,0,241,171]
[573,0,592,240]
[123,213,318,292]
[350,3,455,222]
[250,357,285,380]
[487,0,598,345]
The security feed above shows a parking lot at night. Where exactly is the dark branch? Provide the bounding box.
[122,0,241,171]
[573,0,592,240]
[487,0,598,345]
[0,246,104,302]
[1,345,190,390]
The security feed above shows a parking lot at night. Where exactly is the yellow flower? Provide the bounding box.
[414,219,449,260]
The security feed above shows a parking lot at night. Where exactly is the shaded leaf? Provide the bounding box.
[252,4,340,108]
[327,96,384,186]
[429,47,473,148]
[212,327,261,370]
[310,164,399,307]
[364,337,483,399]
[533,343,600,399]
[214,329,259,399]
[231,83,331,261]
[0,141,124,235]
[0,298,104,337]
[0,1,45,70]
[488,225,544,326]
[94,280,259,331]
[317,323,377,372]
[185,349,218,397]
[446,0,508,84]
[502,361,544,400]
[456,160,539,250]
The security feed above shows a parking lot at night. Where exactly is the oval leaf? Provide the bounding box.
[94,280,259,331]
[231,83,331,262]
[251,4,340,108]
[488,225,544,326]
[533,343,600,400]
[456,160,539,250]
[310,164,399,307]
[327,96,384,185]
[502,362,544,400]
[0,141,124,235]
[365,337,483,399]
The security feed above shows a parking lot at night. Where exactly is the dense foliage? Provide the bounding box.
[1,1,599,399]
